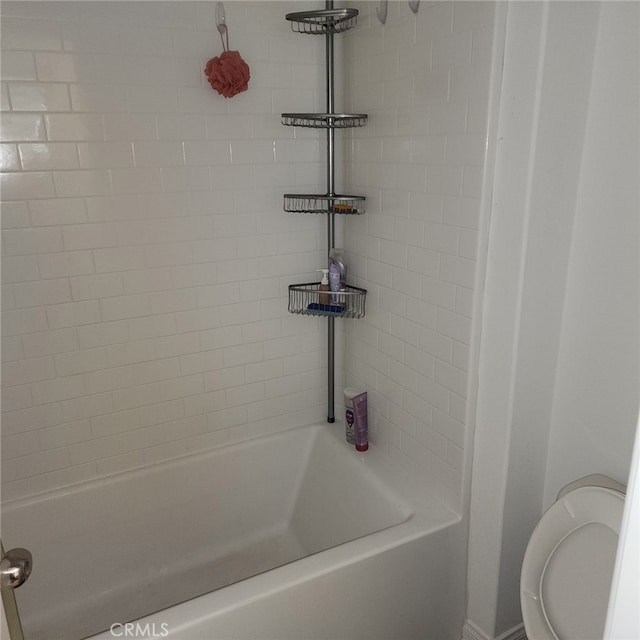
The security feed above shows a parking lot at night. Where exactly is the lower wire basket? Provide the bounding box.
[288,282,367,319]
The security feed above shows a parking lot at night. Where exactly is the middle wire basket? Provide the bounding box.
[288,282,367,319]
[283,194,365,215]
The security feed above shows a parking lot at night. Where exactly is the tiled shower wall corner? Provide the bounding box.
[344,1,495,506]
[0,1,327,501]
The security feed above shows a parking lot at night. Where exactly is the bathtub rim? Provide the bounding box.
[2,421,428,516]
[1,421,324,510]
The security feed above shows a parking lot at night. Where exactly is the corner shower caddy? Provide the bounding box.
[283,3,367,423]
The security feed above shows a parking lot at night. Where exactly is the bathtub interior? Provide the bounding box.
[3,425,412,640]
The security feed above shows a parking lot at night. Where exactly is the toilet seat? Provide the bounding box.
[520,486,624,640]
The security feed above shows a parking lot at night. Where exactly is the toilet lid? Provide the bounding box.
[520,486,624,640]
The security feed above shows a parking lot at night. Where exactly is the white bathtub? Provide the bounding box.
[2,424,465,640]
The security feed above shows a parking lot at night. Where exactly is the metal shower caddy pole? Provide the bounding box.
[283,1,367,424]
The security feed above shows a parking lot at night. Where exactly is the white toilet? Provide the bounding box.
[520,474,626,640]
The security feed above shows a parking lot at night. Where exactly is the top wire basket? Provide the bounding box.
[285,8,359,34]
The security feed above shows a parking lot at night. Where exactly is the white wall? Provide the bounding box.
[0,0,500,511]
[343,0,496,509]
[466,1,640,638]
[544,0,640,505]
[1,1,328,501]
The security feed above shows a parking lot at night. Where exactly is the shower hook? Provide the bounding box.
[408,0,420,14]
[376,0,388,25]
[216,2,229,51]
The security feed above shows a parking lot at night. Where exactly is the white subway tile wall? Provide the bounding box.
[344,1,495,505]
[1,1,327,500]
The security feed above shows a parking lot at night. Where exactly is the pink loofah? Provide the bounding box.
[204,50,250,98]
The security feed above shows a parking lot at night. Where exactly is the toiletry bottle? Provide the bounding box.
[352,391,368,451]
[343,387,362,445]
[328,248,346,303]
[317,269,330,305]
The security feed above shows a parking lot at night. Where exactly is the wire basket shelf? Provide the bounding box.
[283,194,365,215]
[281,113,368,129]
[285,8,359,34]
[288,282,367,319]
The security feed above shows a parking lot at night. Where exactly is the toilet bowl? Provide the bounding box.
[520,474,626,640]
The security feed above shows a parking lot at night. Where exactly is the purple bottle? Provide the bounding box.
[352,392,368,452]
